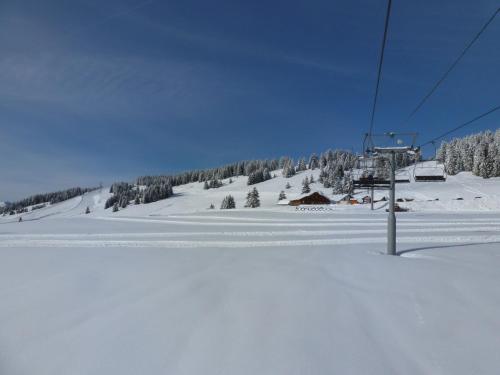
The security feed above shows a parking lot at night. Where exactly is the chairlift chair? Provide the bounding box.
[412,141,446,182]
[352,155,391,188]
[395,169,411,183]
[413,160,447,181]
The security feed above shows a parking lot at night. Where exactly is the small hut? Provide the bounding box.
[288,192,331,206]
[338,194,359,205]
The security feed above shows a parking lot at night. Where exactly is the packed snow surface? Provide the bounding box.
[1,167,500,374]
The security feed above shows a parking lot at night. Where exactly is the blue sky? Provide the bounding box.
[1,0,499,200]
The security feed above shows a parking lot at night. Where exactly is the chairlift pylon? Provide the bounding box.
[355,132,418,189]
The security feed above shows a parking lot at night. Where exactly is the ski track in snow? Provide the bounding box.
[2,235,500,248]
[150,214,500,223]
[93,216,500,228]
[4,213,500,248]
[2,225,500,240]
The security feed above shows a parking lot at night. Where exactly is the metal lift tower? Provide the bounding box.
[366,133,418,255]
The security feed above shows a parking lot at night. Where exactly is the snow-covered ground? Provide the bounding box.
[1,166,500,374]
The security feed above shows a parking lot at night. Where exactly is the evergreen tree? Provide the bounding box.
[85,206,90,214]
[282,159,296,178]
[220,195,236,209]
[105,195,118,209]
[120,196,129,209]
[462,141,474,171]
[247,168,272,185]
[308,153,319,170]
[263,168,271,181]
[278,191,287,200]
[445,145,460,175]
[343,175,354,194]
[436,142,447,163]
[318,169,326,184]
[297,158,307,171]
[483,142,496,178]
[209,179,222,189]
[319,153,328,168]
[142,183,173,203]
[493,134,500,177]
[245,187,260,208]
[436,129,500,178]
[279,156,290,169]
[332,177,344,194]
[302,178,311,194]
[247,170,262,185]
[285,182,291,189]
[317,152,358,190]
[112,202,119,212]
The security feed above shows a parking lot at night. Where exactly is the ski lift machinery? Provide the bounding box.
[353,154,391,189]
[354,133,416,188]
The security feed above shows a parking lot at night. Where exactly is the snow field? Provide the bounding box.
[1,210,500,374]
[1,165,500,374]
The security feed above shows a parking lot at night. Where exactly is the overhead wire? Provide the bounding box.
[420,104,500,148]
[404,7,499,124]
[368,0,393,137]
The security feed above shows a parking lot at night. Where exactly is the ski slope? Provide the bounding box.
[1,166,500,374]
[2,162,499,221]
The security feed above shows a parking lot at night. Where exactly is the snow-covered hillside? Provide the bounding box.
[1,164,500,374]
[2,162,499,222]
[397,162,500,211]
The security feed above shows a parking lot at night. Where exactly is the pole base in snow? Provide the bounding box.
[387,212,396,255]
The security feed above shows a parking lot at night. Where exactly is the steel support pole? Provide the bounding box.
[370,186,374,211]
[387,151,396,255]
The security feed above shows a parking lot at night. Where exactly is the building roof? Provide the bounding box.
[288,192,331,206]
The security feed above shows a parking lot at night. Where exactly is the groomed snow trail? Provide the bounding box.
[1,169,500,374]
[1,208,500,375]
[2,211,500,248]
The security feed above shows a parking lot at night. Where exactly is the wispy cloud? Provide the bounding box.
[0,5,243,116]
[132,17,360,76]
[0,52,226,117]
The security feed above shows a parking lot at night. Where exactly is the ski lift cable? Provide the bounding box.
[368,0,393,138]
[403,7,499,124]
[419,104,500,148]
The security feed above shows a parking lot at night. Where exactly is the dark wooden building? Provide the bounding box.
[288,192,331,206]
